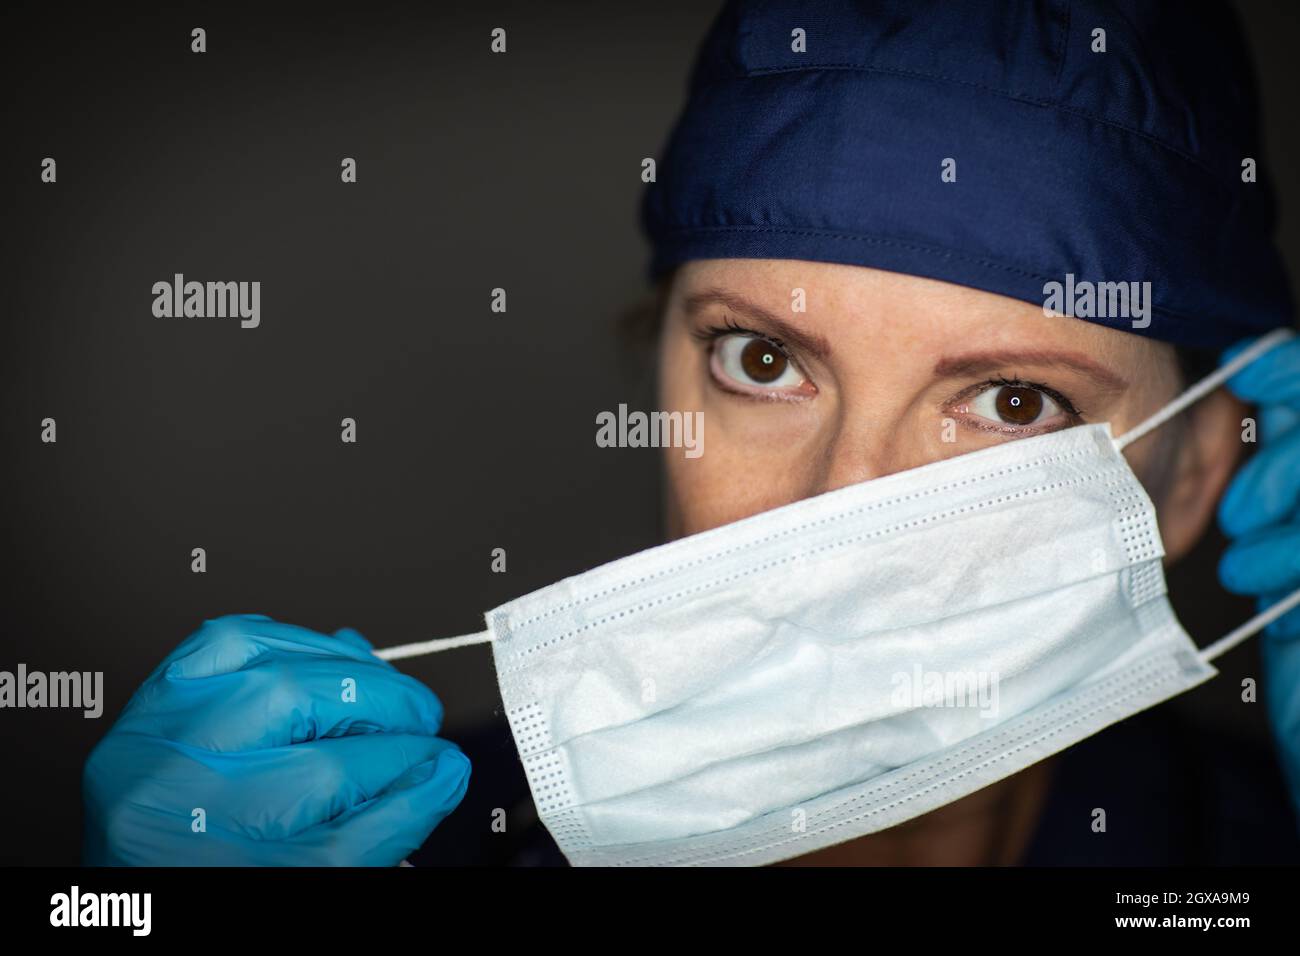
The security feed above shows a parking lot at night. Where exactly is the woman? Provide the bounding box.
[84,0,1300,866]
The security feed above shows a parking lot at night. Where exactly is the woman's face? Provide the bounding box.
[656,258,1242,558]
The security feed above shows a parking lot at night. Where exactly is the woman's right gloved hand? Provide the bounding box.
[1217,334,1300,824]
[83,614,470,866]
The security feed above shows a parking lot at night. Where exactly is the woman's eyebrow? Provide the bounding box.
[683,289,832,361]
[934,351,1129,392]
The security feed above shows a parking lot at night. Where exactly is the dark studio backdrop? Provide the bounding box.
[1,1,1297,865]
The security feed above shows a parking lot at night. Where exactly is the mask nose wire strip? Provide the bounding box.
[1199,587,1300,663]
[375,630,493,661]
[1113,328,1296,452]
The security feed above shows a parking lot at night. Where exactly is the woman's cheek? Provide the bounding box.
[663,433,807,538]
[662,441,728,538]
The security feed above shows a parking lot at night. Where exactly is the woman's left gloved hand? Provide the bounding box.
[1216,334,1300,822]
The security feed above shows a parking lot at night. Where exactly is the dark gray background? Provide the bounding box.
[2,1,1296,865]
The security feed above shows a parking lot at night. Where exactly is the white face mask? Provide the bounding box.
[380,329,1300,867]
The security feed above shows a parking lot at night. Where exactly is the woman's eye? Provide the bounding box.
[968,383,1063,427]
[712,334,807,390]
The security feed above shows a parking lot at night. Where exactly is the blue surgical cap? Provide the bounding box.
[641,0,1295,349]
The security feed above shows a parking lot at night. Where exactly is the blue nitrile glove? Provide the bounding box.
[1217,334,1300,821]
[83,614,470,865]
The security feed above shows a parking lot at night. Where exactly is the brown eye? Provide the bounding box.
[709,333,809,395]
[740,338,788,383]
[994,385,1043,424]
[959,380,1070,433]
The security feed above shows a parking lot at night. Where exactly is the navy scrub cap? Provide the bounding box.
[641,0,1295,349]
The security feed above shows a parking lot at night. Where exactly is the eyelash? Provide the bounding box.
[979,376,1082,417]
[691,320,1084,424]
[690,317,789,353]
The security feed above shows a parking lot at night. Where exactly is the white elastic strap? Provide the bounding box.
[375,329,1298,664]
[375,630,493,661]
[1114,328,1296,451]
[1108,326,1299,660]
[1199,587,1300,663]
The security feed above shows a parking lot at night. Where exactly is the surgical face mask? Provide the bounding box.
[380,329,1300,867]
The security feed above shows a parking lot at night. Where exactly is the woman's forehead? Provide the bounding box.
[671,258,1172,371]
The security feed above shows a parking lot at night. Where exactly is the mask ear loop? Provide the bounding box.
[1113,327,1295,452]
[1109,327,1300,663]
[377,331,1300,663]
[376,630,493,661]
[1200,589,1300,663]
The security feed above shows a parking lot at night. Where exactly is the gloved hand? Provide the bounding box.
[1216,334,1300,821]
[83,614,470,865]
